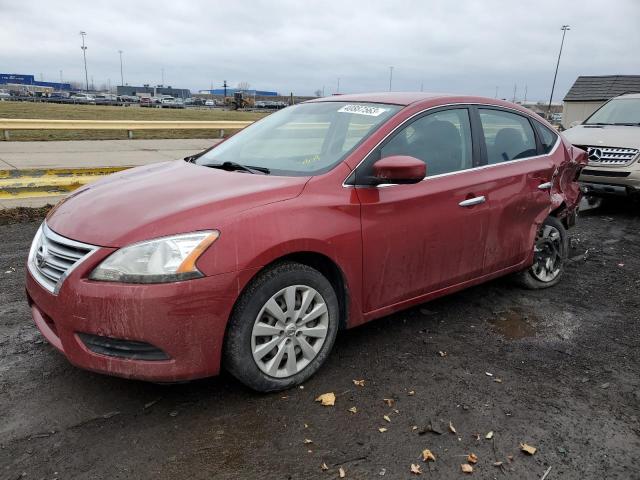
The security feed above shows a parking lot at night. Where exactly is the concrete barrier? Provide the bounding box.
[0,167,129,199]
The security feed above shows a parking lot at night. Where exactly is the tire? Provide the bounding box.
[515,216,568,290]
[223,261,340,392]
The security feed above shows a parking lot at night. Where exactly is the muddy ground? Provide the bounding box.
[1,201,639,480]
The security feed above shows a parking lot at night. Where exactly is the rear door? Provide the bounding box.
[352,107,491,313]
[475,107,558,273]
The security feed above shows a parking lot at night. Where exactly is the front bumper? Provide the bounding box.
[579,165,640,197]
[26,253,242,382]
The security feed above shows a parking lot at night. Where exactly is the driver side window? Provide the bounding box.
[379,108,473,176]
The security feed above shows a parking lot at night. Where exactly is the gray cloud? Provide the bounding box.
[0,0,638,101]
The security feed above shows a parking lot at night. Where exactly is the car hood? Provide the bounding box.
[563,124,640,149]
[46,160,309,247]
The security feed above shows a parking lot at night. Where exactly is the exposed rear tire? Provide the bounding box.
[515,216,568,290]
[223,261,339,392]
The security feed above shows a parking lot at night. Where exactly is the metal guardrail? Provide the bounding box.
[0,118,254,140]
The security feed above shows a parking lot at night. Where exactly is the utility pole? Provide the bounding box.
[547,25,570,116]
[118,50,124,86]
[80,31,89,92]
[389,66,393,91]
[512,84,517,103]
[223,80,228,99]
[524,84,528,103]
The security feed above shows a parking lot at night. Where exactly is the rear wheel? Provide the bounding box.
[223,262,339,392]
[516,216,568,289]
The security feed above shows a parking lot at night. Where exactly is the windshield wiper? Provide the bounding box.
[205,161,270,175]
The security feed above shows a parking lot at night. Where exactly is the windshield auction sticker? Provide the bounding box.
[338,104,388,116]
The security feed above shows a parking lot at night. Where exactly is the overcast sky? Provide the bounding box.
[1,0,639,101]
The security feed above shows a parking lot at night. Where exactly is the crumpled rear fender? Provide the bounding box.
[549,142,588,225]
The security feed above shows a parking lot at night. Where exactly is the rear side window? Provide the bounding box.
[479,109,537,164]
[535,122,558,154]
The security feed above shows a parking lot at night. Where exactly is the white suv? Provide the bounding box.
[563,93,640,198]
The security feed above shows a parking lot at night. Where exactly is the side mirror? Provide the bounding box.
[371,156,426,184]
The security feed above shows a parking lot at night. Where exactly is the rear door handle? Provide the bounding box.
[538,182,553,190]
[458,196,486,207]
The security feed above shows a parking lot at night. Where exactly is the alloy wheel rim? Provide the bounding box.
[531,225,563,282]
[251,285,329,378]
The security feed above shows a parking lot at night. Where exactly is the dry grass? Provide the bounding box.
[0,204,52,225]
[0,102,268,141]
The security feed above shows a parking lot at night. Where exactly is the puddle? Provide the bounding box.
[489,308,538,339]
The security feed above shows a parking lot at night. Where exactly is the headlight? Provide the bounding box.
[90,231,219,283]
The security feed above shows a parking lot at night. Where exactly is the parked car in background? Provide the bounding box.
[0,89,10,99]
[563,93,640,199]
[160,96,176,105]
[71,93,96,103]
[26,93,586,392]
[205,99,215,106]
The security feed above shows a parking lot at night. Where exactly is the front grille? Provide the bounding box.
[29,224,97,294]
[585,146,639,166]
[78,333,170,361]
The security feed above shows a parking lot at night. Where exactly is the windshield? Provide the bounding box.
[585,98,640,125]
[195,102,401,176]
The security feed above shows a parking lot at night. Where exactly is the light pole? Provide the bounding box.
[389,66,393,91]
[118,50,124,86]
[80,31,89,92]
[547,25,570,117]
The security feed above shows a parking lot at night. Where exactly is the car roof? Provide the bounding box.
[306,92,535,112]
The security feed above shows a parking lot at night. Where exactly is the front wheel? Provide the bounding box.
[223,262,340,392]
[516,216,568,289]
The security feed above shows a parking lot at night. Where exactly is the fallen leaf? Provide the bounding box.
[304,423,309,428]
[438,351,447,357]
[520,443,537,455]
[493,461,503,467]
[412,425,418,431]
[393,409,400,414]
[383,398,394,407]
[485,372,493,377]
[383,415,391,423]
[507,455,514,461]
[422,449,436,462]
[485,431,494,439]
[321,462,328,471]
[348,406,357,414]
[378,427,388,433]
[408,390,415,396]
[339,467,346,478]
[449,421,457,434]
[467,453,478,464]
[303,438,313,444]
[493,378,502,383]
[410,463,422,475]
[461,464,473,474]
[379,467,386,476]
[315,392,336,406]
[353,379,365,387]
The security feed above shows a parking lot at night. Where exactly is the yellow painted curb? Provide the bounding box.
[0,167,129,199]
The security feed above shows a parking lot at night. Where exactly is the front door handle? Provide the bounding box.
[538,182,553,190]
[459,195,486,207]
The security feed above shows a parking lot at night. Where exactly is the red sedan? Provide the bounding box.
[26,93,586,391]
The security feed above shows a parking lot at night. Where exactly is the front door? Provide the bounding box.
[353,107,491,313]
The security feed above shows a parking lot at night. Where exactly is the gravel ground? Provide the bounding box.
[0,201,639,479]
